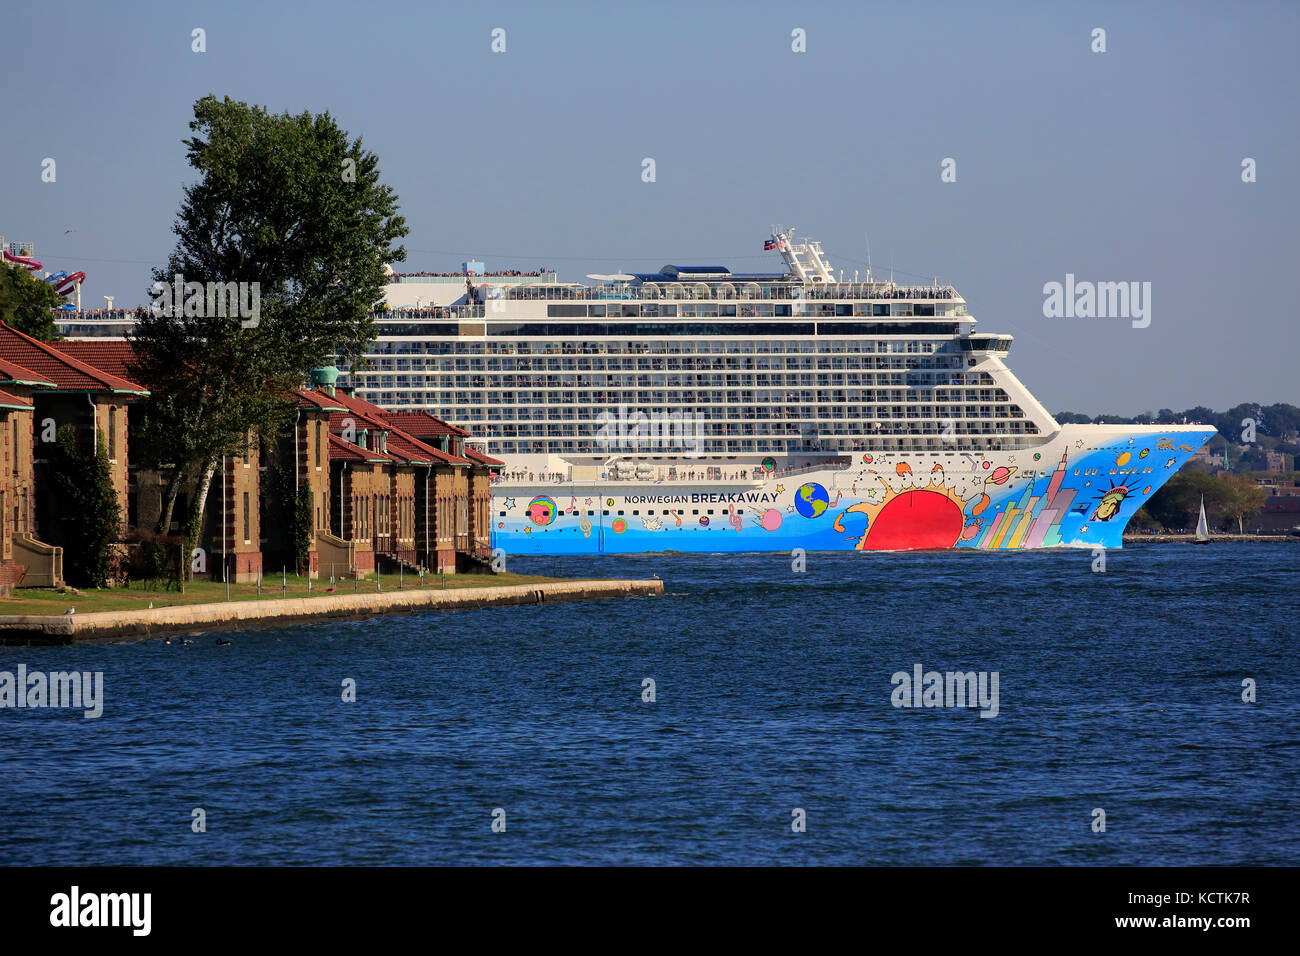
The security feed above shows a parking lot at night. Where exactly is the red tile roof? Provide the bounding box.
[305,386,485,466]
[0,324,147,394]
[328,408,389,434]
[0,355,56,389]
[50,339,138,380]
[381,409,471,437]
[0,387,34,410]
[386,425,472,466]
[291,387,348,412]
[328,433,397,463]
[465,447,505,467]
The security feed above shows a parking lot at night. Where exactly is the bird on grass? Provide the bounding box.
[148,602,154,609]
[63,607,75,615]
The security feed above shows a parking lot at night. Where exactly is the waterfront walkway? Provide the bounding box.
[0,578,663,644]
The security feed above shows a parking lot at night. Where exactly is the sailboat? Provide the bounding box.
[1193,495,1210,544]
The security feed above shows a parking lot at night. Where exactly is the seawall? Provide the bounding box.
[0,578,664,645]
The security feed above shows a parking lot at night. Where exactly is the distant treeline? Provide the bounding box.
[1054,403,1300,442]
[1132,471,1270,534]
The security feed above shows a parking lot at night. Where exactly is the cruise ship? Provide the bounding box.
[56,227,1215,555]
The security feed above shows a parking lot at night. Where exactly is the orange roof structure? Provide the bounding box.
[50,340,138,380]
[0,324,147,394]
[381,409,470,437]
[0,355,57,389]
[0,387,34,410]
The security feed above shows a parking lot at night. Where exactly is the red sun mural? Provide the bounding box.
[835,476,969,550]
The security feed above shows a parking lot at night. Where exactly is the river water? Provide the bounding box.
[1,544,1296,865]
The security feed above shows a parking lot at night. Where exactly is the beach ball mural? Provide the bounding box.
[761,456,777,471]
[1139,448,1150,459]
[795,482,831,518]
[606,498,614,507]
[699,516,710,527]
[527,496,557,526]
[612,518,627,533]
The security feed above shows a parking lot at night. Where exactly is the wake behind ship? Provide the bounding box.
[60,226,1215,555]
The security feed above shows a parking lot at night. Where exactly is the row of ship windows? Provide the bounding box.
[472,404,1024,421]
[479,421,1039,438]
[492,437,1041,453]
[359,357,970,373]
[358,377,994,392]
[361,387,1008,405]
[543,303,954,318]
[361,339,950,357]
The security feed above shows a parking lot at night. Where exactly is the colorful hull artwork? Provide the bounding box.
[491,425,1216,555]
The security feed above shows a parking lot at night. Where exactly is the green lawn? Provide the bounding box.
[0,571,564,616]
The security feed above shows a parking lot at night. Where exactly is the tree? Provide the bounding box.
[46,427,121,587]
[130,94,408,574]
[1141,470,1230,531]
[0,264,62,340]
[265,454,313,573]
[1218,472,1267,534]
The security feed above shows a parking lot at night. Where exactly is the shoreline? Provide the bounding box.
[0,578,664,645]
[1123,534,1300,544]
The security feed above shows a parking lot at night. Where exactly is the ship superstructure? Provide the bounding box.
[53,227,1215,554]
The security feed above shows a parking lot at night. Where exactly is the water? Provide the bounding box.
[1,544,1296,865]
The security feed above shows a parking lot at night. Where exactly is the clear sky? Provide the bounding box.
[1,0,1296,413]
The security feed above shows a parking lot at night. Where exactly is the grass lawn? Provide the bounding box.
[0,571,565,616]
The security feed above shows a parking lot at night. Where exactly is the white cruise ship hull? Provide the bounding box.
[492,424,1214,554]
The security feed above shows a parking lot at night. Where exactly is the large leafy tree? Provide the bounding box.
[0,264,62,340]
[130,94,407,567]
[1138,470,1230,531]
[46,427,121,587]
[1218,472,1267,534]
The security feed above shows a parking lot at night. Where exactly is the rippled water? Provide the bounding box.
[1,544,1296,865]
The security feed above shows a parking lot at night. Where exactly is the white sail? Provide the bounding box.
[1195,495,1209,541]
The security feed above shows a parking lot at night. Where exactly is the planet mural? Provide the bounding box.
[612,518,627,533]
[527,496,557,526]
[795,482,831,518]
[699,516,710,527]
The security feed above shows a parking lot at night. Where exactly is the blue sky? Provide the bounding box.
[1,0,1296,412]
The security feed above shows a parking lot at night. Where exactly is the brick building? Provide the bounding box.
[0,357,59,593]
[307,366,502,575]
[0,323,149,589]
[0,338,501,592]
